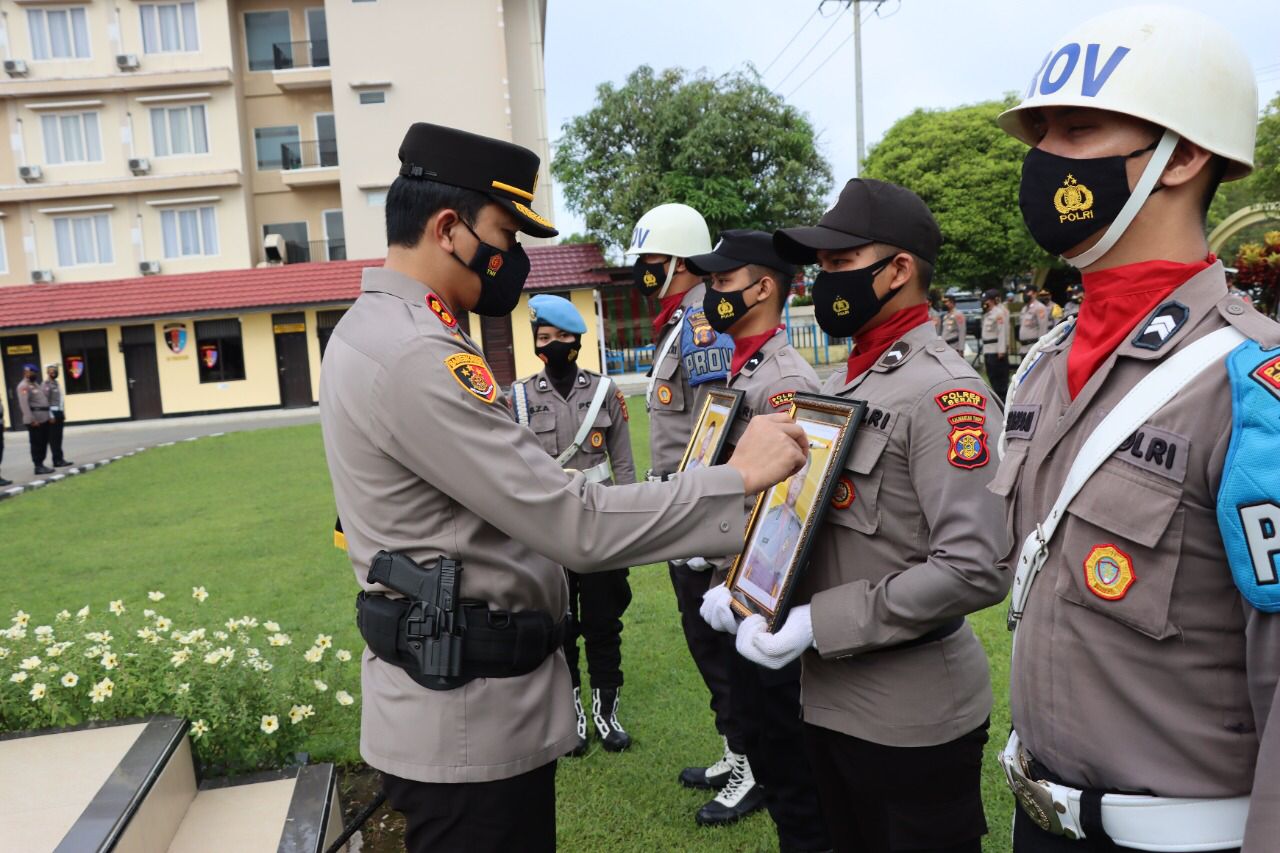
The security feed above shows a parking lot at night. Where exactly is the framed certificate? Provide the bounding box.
[678,388,745,473]
[726,393,866,630]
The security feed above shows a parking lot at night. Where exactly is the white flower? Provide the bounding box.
[60,672,78,688]
[313,679,328,692]
[76,605,90,621]
[336,649,352,663]
[84,645,104,658]
[170,649,191,667]
[55,609,71,622]
[303,646,324,664]
[89,677,114,703]
[19,656,41,671]
[100,652,119,670]
[264,621,281,633]
[246,648,260,659]
[3,626,26,641]
[335,690,354,706]
[213,631,229,641]
[85,631,112,644]
[10,671,28,683]
[260,715,279,734]
[43,664,59,673]
[267,633,291,647]
[0,647,8,659]
[34,625,54,643]
[239,616,259,629]
[108,599,126,616]
[203,650,224,665]
[192,586,209,603]
[224,618,239,633]
[252,659,273,672]
[148,591,165,602]
[29,682,46,701]
[288,704,315,724]
[11,610,29,627]
[314,634,333,650]
[44,643,66,658]
[176,682,190,694]
[190,719,209,739]
[143,609,156,618]
[136,628,159,644]
[155,617,172,632]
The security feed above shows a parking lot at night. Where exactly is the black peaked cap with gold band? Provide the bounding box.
[397,122,558,238]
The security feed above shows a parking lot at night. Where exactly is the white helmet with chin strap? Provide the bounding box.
[625,203,713,297]
[999,4,1258,269]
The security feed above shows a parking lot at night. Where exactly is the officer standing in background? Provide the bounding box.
[689,230,831,849]
[982,289,1011,401]
[1062,283,1083,319]
[994,7,1280,851]
[43,363,72,468]
[1019,285,1050,348]
[735,178,1011,853]
[512,293,636,755]
[320,121,807,852]
[626,204,749,794]
[0,394,10,487]
[16,364,53,475]
[1040,289,1064,324]
[940,294,967,355]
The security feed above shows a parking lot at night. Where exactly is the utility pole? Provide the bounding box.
[852,0,865,173]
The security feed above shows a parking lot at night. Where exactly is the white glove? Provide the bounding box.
[735,605,814,670]
[699,583,739,635]
[685,557,712,571]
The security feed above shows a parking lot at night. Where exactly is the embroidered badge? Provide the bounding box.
[1054,174,1094,220]
[935,389,987,412]
[948,412,985,426]
[1083,544,1136,600]
[616,390,629,421]
[1132,301,1188,351]
[657,384,673,405]
[426,293,458,329]
[1252,354,1280,403]
[947,424,990,469]
[589,431,604,449]
[769,391,796,410]
[486,254,504,277]
[830,475,855,509]
[445,353,497,404]
[879,341,910,368]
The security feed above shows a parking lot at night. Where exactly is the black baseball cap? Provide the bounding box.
[397,122,558,238]
[774,178,941,265]
[686,229,798,278]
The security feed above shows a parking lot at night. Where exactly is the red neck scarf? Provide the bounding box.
[845,304,931,382]
[1066,255,1214,398]
[731,325,785,376]
[651,292,685,338]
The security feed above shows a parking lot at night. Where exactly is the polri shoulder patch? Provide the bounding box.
[1252,354,1280,402]
[1132,301,1188,351]
[445,352,498,404]
[769,390,796,410]
[936,389,987,412]
[947,422,990,469]
[616,390,630,421]
[426,292,458,329]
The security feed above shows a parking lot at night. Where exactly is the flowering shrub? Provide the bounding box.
[0,588,359,775]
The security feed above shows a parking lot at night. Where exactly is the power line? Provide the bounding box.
[785,3,878,99]
[772,2,851,92]
[760,3,823,76]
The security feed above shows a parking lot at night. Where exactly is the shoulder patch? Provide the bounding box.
[947,422,990,469]
[1252,354,1280,402]
[769,390,796,410]
[615,390,629,421]
[1132,301,1188,351]
[425,292,459,329]
[935,389,987,412]
[445,353,497,404]
[878,341,910,369]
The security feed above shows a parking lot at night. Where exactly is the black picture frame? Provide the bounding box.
[678,387,745,473]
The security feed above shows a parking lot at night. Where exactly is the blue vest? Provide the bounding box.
[680,307,734,387]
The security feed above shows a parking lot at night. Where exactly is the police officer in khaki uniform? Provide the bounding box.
[982,289,1011,401]
[940,294,967,355]
[43,363,71,468]
[16,364,53,475]
[625,204,748,791]
[0,393,10,487]
[319,122,807,852]
[512,293,636,755]
[1020,286,1051,347]
[993,7,1280,851]
[727,179,1011,853]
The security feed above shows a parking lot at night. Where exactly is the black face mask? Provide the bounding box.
[632,258,669,298]
[453,221,531,317]
[1018,140,1158,257]
[535,338,580,377]
[811,255,896,339]
[703,280,764,334]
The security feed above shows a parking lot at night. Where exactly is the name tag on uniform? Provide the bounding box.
[860,405,897,433]
[1005,404,1040,441]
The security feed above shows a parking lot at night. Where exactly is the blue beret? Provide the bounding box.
[22,363,37,371]
[529,294,586,335]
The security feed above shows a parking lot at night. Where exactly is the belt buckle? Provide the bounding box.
[1006,748,1071,838]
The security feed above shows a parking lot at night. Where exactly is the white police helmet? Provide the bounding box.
[625,203,713,260]
[998,4,1258,180]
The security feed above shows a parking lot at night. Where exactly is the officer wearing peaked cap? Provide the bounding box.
[319,122,808,851]
[512,293,637,756]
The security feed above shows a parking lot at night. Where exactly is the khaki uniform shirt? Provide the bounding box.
[991,265,1280,847]
[795,322,1011,747]
[16,379,50,425]
[940,308,967,355]
[982,304,1009,356]
[43,378,63,416]
[320,268,747,784]
[1019,299,1050,343]
[515,367,636,486]
[647,284,725,476]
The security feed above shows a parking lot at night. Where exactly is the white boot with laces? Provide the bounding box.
[695,750,765,826]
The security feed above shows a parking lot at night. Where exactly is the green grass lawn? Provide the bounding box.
[0,401,1014,852]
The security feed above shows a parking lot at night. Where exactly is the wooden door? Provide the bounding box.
[479,314,516,388]
[2,334,40,430]
[120,325,163,420]
[273,313,313,407]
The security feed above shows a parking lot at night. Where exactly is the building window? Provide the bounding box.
[365,189,386,207]
[254,125,299,170]
[28,8,91,60]
[322,209,345,260]
[0,222,8,274]
[161,207,218,258]
[59,329,112,394]
[151,104,208,156]
[358,91,385,105]
[42,112,102,164]
[53,213,113,266]
[244,10,291,72]
[195,318,246,383]
[140,3,198,53]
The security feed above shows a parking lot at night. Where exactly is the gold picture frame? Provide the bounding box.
[726,393,866,630]
[678,388,745,473]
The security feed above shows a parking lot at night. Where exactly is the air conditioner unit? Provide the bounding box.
[115,54,139,71]
[128,157,151,175]
[139,260,161,275]
[4,59,29,77]
[32,270,54,283]
[262,233,287,265]
[19,165,42,182]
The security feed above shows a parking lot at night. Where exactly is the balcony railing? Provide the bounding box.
[271,39,329,70]
[308,238,346,262]
[280,139,339,171]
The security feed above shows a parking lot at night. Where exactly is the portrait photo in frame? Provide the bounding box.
[726,393,866,630]
[678,387,745,473]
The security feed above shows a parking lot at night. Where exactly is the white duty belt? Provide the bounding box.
[645,307,685,408]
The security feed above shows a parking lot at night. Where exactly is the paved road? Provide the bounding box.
[1,407,319,490]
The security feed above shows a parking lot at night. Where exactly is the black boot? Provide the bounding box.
[568,687,588,757]
[695,751,765,826]
[34,465,53,475]
[592,687,631,752]
[54,459,73,467]
[0,477,11,487]
[678,737,734,789]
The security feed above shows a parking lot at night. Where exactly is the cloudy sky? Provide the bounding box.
[543,0,1279,237]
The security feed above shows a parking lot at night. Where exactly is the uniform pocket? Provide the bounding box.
[825,430,889,535]
[529,411,559,456]
[582,410,613,457]
[1054,464,1184,640]
[988,445,1027,539]
[650,372,687,413]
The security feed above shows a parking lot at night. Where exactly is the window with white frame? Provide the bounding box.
[53,214,113,266]
[41,112,102,164]
[160,207,218,258]
[151,105,208,156]
[0,222,9,274]
[140,3,199,54]
[28,8,91,60]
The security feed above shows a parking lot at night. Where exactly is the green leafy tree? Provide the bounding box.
[552,65,832,252]
[1208,91,1280,253]
[861,96,1050,291]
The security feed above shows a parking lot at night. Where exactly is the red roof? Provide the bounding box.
[0,243,611,330]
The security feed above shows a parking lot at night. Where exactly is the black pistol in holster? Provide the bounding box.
[359,550,464,690]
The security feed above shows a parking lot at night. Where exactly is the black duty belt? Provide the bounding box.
[872,617,964,653]
[31,406,49,411]
[357,592,565,691]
